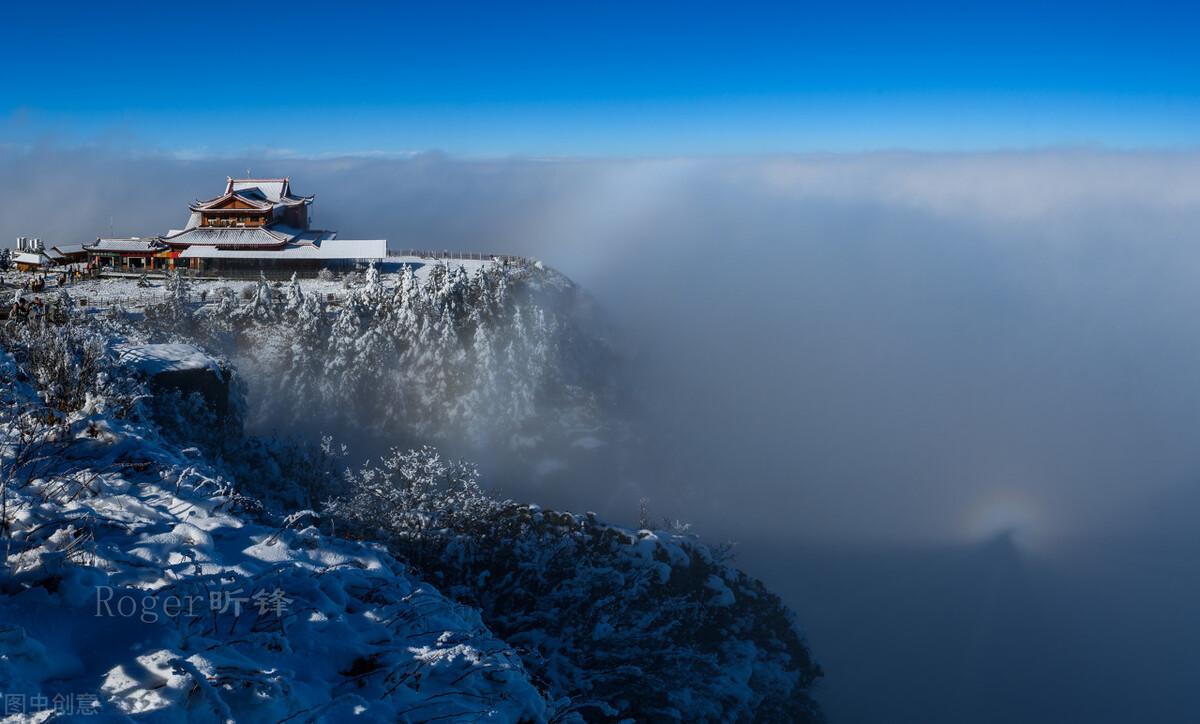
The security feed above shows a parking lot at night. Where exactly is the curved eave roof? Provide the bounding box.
[189,192,274,212]
[83,238,167,253]
[189,193,313,212]
[161,226,296,248]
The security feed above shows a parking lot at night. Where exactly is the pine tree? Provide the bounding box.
[284,272,304,317]
[144,270,193,339]
[283,280,329,408]
[236,272,277,324]
[323,301,363,417]
[361,261,381,299]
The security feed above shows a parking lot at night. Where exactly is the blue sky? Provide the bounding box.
[2,0,1197,156]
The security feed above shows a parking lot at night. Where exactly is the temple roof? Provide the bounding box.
[190,177,313,213]
[84,238,167,253]
[227,178,296,202]
[45,244,87,262]
[50,243,87,256]
[161,226,297,248]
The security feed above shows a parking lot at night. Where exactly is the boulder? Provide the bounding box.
[117,343,231,417]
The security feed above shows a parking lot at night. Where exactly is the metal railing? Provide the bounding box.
[178,268,328,281]
[65,288,353,310]
[388,249,528,265]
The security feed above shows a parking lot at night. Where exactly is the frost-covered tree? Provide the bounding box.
[170,260,612,458]
[327,446,501,540]
[234,272,278,324]
[283,272,304,316]
[198,286,239,346]
[0,307,140,416]
[284,281,329,404]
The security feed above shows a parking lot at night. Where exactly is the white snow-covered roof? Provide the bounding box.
[230,178,288,202]
[163,227,295,247]
[178,239,387,260]
[50,243,87,256]
[13,251,48,265]
[190,178,313,213]
[86,238,165,253]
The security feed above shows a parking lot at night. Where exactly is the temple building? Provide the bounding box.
[11,237,87,271]
[83,238,168,271]
[85,177,387,276]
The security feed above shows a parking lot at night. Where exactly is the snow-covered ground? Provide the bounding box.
[0,349,546,722]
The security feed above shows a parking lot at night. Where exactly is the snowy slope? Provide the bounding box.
[0,351,546,723]
[1,265,822,722]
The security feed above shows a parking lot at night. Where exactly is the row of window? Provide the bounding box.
[203,216,265,227]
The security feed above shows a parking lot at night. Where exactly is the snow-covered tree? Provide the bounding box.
[283,272,304,316]
[156,260,612,462]
[328,446,501,540]
[144,270,194,338]
[234,272,277,324]
[326,448,824,723]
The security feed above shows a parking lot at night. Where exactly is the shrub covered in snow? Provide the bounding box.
[327,446,503,540]
[328,448,824,723]
[0,302,136,416]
